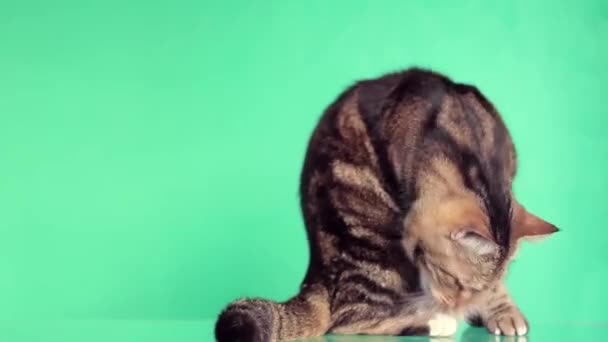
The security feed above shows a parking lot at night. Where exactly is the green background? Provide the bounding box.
[1,0,607,339]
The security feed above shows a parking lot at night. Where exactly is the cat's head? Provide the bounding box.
[403,194,557,309]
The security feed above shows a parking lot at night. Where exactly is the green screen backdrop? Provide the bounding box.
[1,0,606,330]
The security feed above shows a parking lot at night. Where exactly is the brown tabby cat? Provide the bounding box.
[215,68,557,341]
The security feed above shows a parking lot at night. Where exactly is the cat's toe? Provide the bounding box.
[486,310,528,336]
[428,313,458,336]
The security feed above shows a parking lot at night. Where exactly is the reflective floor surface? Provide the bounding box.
[1,320,606,341]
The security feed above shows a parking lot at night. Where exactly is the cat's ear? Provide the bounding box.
[439,196,498,255]
[512,201,559,242]
[450,223,499,255]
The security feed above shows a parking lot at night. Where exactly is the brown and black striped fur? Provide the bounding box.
[215,68,557,341]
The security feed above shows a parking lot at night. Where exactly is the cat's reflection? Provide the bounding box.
[298,335,455,342]
[460,326,528,342]
[297,327,529,342]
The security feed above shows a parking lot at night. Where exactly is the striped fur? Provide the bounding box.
[215,68,557,341]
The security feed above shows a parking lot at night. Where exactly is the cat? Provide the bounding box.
[215,68,558,341]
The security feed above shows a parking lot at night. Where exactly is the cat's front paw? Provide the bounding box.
[428,313,458,337]
[485,309,528,336]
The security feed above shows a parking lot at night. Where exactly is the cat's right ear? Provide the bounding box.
[511,201,559,243]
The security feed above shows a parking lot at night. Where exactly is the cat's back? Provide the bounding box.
[300,68,468,200]
[298,70,449,239]
[300,67,515,219]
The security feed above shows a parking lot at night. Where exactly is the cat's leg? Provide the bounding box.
[399,312,459,337]
[467,284,528,336]
[329,301,458,337]
[328,301,425,336]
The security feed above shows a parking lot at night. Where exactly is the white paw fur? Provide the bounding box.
[486,311,528,336]
[428,313,458,336]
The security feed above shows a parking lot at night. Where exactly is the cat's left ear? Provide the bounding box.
[512,201,559,242]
